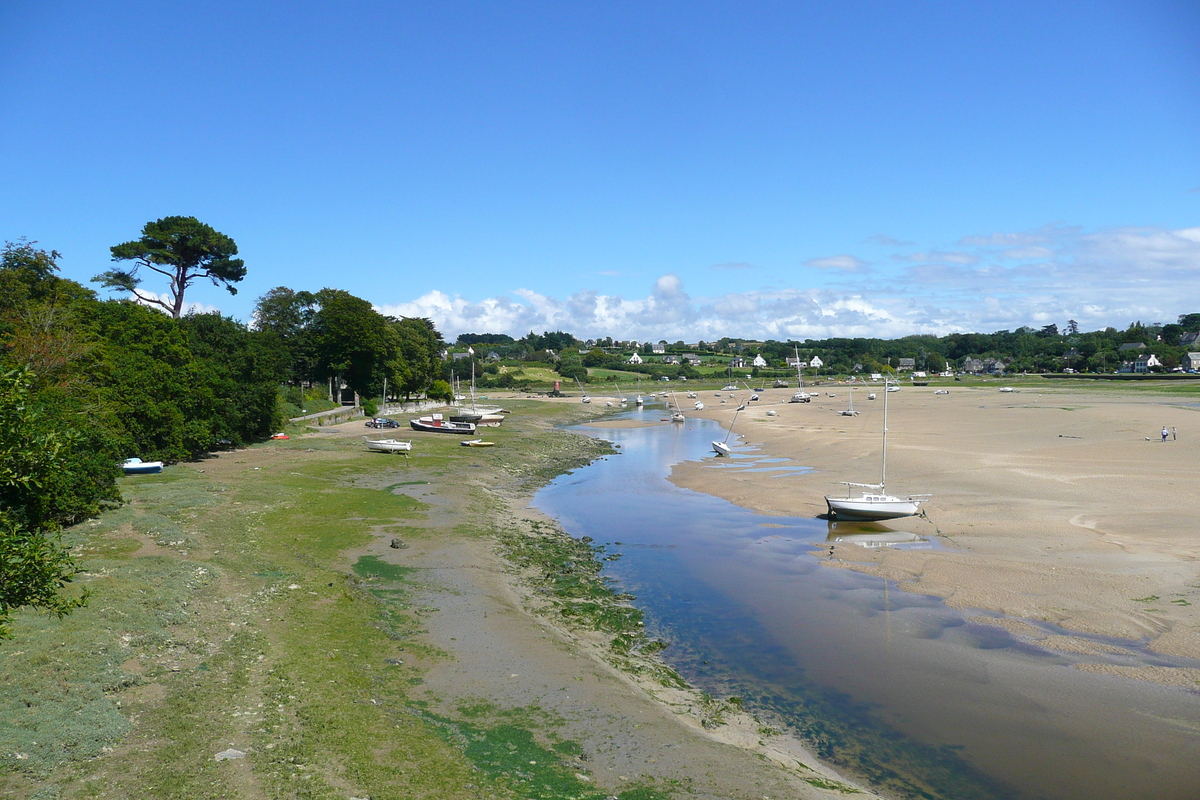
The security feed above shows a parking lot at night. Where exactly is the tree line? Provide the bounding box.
[253,287,447,406]
[456,318,1200,378]
[1,217,447,637]
[743,318,1200,374]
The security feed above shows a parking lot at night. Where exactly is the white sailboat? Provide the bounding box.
[712,397,745,457]
[824,385,930,521]
[451,361,507,426]
[575,378,590,404]
[635,377,644,406]
[669,391,686,422]
[789,346,813,403]
[837,388,859,416]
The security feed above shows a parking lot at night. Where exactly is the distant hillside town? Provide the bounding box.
[450,315,1200,387]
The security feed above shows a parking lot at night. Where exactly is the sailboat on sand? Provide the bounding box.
[669,391,686,422]
[789,346,813,403]
[824,385,930,521]
[837,389,859,416]
[712,397,746,457]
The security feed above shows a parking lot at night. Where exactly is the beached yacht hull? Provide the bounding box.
[364,437,413,453]
[825,494,923,521]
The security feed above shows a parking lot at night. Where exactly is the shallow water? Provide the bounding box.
[533,407,1200,800]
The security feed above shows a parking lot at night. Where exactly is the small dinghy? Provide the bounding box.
[460,438,494,447]
[122,457,163,475]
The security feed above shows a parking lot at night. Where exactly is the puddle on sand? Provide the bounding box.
[539,408,1200,800]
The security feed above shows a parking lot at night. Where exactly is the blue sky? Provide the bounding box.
[2,0,1198,340]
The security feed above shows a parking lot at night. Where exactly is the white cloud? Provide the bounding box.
[900,250,979,265]
[376,224,1200,341]
[1000,246,1053,260]
[381,279,939,341]
[897,224,1200,332]
[126,290,222,316]
[958,223,1079,248]
[804,254,868,272]
[863,234,914,247]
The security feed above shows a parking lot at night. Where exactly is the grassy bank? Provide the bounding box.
[0,401,679,800]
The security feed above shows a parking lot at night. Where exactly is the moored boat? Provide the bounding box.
[364,437,413,453]
[712,401,745,457]
[824,385,930,520]
[825,490,926,521]
[410,413,477,434]
[122,457,163,475]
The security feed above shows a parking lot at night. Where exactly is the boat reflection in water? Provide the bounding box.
[825,520,935,550]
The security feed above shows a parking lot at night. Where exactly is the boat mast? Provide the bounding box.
[881,379,889,492]
[469,348,477,413]
[724,397,744,444]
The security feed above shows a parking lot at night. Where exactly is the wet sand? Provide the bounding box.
[671,382,1200,678]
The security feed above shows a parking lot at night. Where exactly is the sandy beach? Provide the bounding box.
[670,381,1200,682]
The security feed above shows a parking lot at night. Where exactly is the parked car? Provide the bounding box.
[366,417,401,429]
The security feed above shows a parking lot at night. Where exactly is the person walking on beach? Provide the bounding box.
[1172,427,1177,441]
[1162,426,1169,442]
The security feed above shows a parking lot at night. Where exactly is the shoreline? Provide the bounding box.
[5,399,882,800]
[669,383,1200,683]
[15,388,1197,799]
[355,401,886,797]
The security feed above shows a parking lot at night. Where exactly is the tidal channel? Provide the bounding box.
[533,406,1200,800]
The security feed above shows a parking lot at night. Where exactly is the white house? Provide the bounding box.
[729,357,746,369]
[627,352,643,365]
[1134,354,1161,373]
[809,355,824,369]
[1184,353,1200,371]
[653,341,667,354]
[752,354,767,368]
